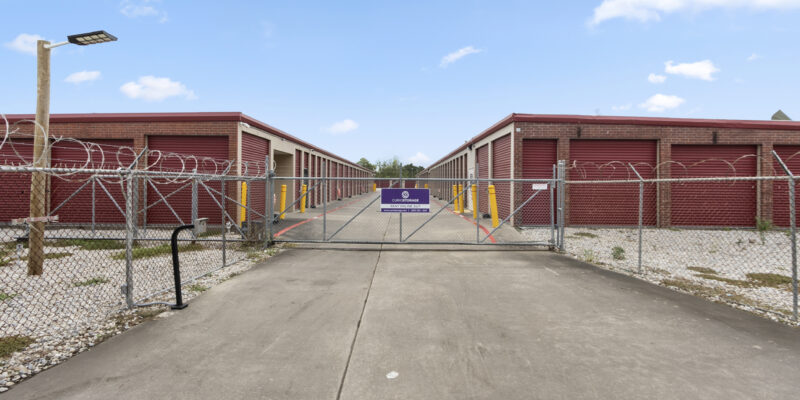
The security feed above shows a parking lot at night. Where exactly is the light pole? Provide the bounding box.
[28,30,117,276]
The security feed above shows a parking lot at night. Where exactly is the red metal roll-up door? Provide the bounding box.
[476,144,489,215]
[0,139,33,222]
[51,139,134,224]
[569,140,657,226]
[492,134,512,220]
[671,145,757,227]
[241,133,269,218]
[521,139,557,225]
[146,136,229,224]
[773,146,800,227]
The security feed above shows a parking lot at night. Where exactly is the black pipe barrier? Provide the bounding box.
[170,224,194,310]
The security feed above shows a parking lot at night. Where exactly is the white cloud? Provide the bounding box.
[408,152,430,166]
[120,0,168,23]
[612,104,632,111]
[326,119,359,134]
[648,73,666,83]
[747,53,761,61]
[4,33,44,55]
[665,60,719,81]
[639,94,685,112]
[440,46,483,68]
[590,0,800,25]
[65,70,101,84]
[120,76,196,101]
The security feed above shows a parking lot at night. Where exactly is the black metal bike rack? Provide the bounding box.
[170,224,194,310]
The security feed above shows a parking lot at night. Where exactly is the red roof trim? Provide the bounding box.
[423,113,800,172]
[2,112,370,173]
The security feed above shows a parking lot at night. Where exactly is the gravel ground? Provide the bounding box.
[524,227,799,325]
[0,227,279,393]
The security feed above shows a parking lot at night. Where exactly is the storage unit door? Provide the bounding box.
[772,146,800,227]
[671,145,757,227]
[569,140,657,226]
[146,136,229,224]
[492,134,512,220]
[51,139,134,224]
[521,139,557,225]
[0,139,33,222]
[476,144,489,215]
[241,133,269,218]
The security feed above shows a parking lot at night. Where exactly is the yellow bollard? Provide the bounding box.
[240,182,248,225]
[488,185,499,228]
[372,183,376,192]
[458,184,464,214]
[471,184,478,219]
[424,183,428,189]
[279,184,287,220]
[300,184,307,213]
[452,185,460,213]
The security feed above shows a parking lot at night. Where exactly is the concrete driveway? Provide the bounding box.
[5,245,800,399]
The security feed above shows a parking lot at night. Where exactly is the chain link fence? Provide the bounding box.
[529,155,800,323]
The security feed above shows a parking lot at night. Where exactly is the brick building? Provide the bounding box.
[0,112,372,225]
[419,113,800,228]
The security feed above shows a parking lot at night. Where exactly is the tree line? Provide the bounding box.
[357,157,425,178]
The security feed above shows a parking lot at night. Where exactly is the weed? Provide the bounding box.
[197,229,223,238]
[74,277,109,287]
[574,232,598,239]
[136,308,165,320]
[112,243,204,260]
[266,247,279,256]
[746,273,792,288]
[687,266,718,274]
[0,335,35,358]
[0,292,16,301]
[611,246,625,260]
[582,249,597,263]
[756,218,773,232]
[187,284,208,293]
[695,274,753,288]
[667,227,682,232]
[22,252,73,261]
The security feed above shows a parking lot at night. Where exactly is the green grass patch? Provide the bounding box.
[187,284,208,293]
[21,252,73,261]
[611,246,625,260]
[0,335,35,358]
[0,292,16,301]
[582,249,597,263]
[695,274,753,288]
[746,273,792,288]
[112,243,205,260]
[756,217,773,232]
[47,238,126,250]
[574,232,598,239]
[0,248,12,267]
[687,266,718,274]
[197,229,223,238]
[74,277,109,287]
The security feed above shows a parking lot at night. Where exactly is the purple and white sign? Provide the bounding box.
[380,188,430,213]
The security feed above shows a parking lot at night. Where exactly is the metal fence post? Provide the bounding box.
[557,160,566,252]
[265,156,272,246]
[399,163,403,242]
[772,150,798,320]
[221,176,227,267]
[550,165,555,247]
[629,163,644,274]
[191,169,198,239]
[91,176,96,236]
[323,160,327,241]
[124,171,135,308]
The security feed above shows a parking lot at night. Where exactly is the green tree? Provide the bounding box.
[357,157,376,172]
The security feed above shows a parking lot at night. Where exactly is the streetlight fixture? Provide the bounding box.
[28,30,117,276]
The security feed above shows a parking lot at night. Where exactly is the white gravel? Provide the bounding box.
[0,227,281,390]
[524,227,798,324]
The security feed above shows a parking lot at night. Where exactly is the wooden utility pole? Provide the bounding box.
[28,40,50,276]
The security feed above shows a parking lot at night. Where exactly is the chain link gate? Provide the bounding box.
[266,161,564,247]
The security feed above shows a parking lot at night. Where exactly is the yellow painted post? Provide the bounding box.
[458,184,464,214]
[240,182,248,225]
[372,183,376,192]
[471,184,478,219]
[452,185,459,213]
[279,184,287,220]
[489,185,499,228]
[424,183,428,189]
[300,184,307,213]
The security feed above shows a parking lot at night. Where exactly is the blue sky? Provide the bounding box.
[2,1,799,166]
